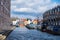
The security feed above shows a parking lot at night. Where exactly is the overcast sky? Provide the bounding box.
[11,0,60,19]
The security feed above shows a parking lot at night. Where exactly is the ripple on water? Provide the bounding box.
[7,27,60,40]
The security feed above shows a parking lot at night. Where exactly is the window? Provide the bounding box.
[0,1,1,5]
[52,9,55,14]
[56,22,58,25]
[51,10,53,14]
[59,21,60,25]
[53,22,55,25]
[55,8,58,13]
[1,1,3,5]
[55,9,56,13]
[58,7,60,12]
[54,9,55,14]
[50,10,52,14]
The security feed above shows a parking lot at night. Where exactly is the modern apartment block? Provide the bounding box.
[0,0,11,31]
[43,5,60,31]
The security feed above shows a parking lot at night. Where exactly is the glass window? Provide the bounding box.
[59,21,60,25]
[51,10,53,14]
[58,7,60,12]
[56,22,58,25]
[52,10,54,14]
[1,1,3,5]
[55,9,56,13]
[54,9,55,13]
[54,22,55,25]
[55,8,58,13]
[1,7,3,11]
[0,1,1,5]
[50,10,51,14]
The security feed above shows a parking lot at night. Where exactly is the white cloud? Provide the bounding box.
[11,14,36,19]
[14,8,36,12]
[11,0,59,19]
[11,6,16,11]
[37,2,58,13]
[11,0,58,13]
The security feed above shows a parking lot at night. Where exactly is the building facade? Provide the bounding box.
[43,5,60,31]
[0,0,11,31]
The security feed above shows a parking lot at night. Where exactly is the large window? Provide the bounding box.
[1,1,3,5]
[52,9,55,14]
[55,8,58,13]
[50,10,52,14]
[58,7,60,12]
[59,21,60,25]
[50,10,53,15]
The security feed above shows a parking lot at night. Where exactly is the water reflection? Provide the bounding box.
[7,27,60,40]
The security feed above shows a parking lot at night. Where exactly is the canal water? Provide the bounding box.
[7,27,60,40]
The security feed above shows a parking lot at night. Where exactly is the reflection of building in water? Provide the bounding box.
[0,0,11,31]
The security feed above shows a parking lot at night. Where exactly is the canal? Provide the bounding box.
[7,27,60,40]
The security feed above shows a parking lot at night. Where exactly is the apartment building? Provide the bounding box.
[0,0,11,31]
[43,5,60,31]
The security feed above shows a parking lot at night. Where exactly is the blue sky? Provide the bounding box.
[11,0,60,19]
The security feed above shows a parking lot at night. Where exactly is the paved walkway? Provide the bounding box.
[0,26,16,40]
[7,27,60,40]
[0,34,6,40]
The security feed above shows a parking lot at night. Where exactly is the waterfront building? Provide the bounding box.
[0,0,11,31]
[33,19,38,24]
[43,5,60,31]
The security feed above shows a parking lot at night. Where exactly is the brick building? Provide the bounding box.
[0,0,11,31]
